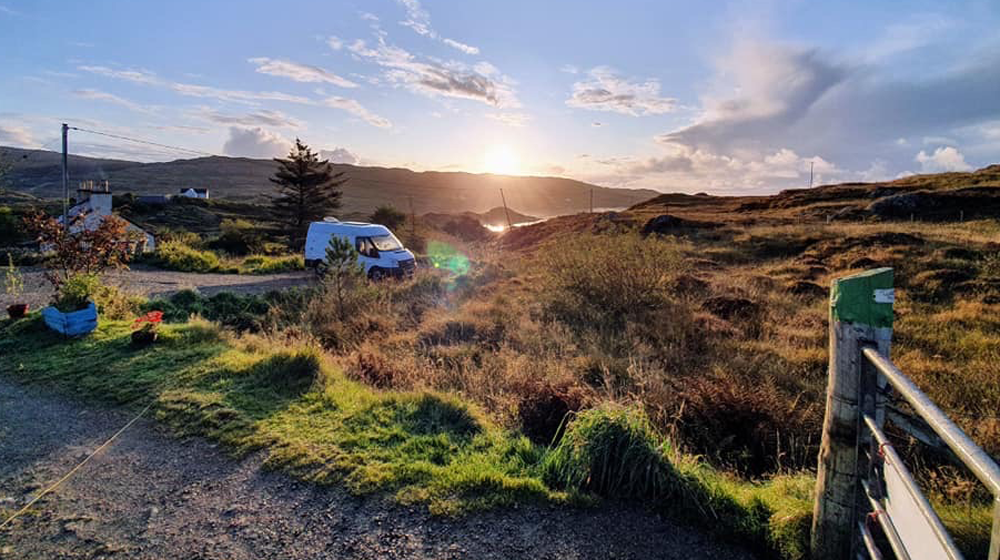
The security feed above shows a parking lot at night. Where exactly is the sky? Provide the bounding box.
[1,0,999,194]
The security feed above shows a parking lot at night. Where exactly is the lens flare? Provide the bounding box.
[427,240,470,275]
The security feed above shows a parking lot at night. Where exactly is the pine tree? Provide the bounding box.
[270,139,346,247]
[323,235,363,321]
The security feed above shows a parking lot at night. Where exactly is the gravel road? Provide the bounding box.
[1,265,315,310]
[0,378,758,559]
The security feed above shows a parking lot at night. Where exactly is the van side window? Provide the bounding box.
[355,237,377,258]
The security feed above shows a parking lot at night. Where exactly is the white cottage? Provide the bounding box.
[60,181,156,252]
[178,187,209,199]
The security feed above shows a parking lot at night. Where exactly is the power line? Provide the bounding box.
[68,126,216,158]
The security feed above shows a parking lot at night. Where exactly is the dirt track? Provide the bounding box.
[0,378,758,559]
[1,265,315,310]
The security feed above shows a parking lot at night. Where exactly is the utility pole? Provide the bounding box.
[809,160,815,189]
[61,123,69,227]
[590,188,594,214]
[499,188,512,229]
[408,196,416,238]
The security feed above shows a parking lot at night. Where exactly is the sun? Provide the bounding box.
[483,145,521,175]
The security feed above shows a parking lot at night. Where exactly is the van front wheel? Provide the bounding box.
[368,268,385,281]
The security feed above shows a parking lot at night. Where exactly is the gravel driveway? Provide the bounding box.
[1,265,315,310]
[0,378,758,559]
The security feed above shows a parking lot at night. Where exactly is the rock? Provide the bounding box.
[641,214,720,236]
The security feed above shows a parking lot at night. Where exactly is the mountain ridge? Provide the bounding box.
[0,146,658,217]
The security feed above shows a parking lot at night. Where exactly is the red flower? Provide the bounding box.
[134,311,163,328]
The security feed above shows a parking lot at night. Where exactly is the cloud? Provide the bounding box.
[77,65,159,84]
[348,38,518,108]
[0,124,36,147]
[395,0,479,55]
[327,36,344,50]
[194,107,301,128]
[915,146,972,172]
[320,147,359,164]
[442,38,479,55]
[567,67,677,116]
[560,64,579,74]
[646,38,1000,189]
[221,127,291,158]
[485,112,530,127]
[322,96,392,128]
[72,88,152,113]
[249,57,357,88]
[78,64,313,105]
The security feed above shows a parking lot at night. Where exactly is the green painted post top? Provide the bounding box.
[830,267,894,328]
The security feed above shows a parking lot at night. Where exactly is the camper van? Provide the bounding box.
[304,218,416,279]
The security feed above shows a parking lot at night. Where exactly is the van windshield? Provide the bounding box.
[371,234,403,251]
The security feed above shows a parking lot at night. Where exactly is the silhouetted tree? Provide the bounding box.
[322,234,363,320]
[369,204,406,230]
[270,139,346,247]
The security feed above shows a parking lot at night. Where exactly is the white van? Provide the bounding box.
[304,218,416,279]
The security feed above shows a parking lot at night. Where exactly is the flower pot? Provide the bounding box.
[41,302,98,336]
[6,303,28,319]
[131,329,158,346]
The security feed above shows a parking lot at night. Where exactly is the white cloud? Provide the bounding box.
[77,65,159,84]
[327,36,344,50]
[193,107,302,128]
[560,64,579,74]
[322,96,392,128]
[0,124,36,147]
[567,66,676,116]
[221,126,291,158]
[248,57,357,88]
[320,147,359,164]
[78,64,313,105]
[915,146,972,172]
[348,38,519,108]
[72,88,153,113]
[485,112,530,127]
[395,0,479,55]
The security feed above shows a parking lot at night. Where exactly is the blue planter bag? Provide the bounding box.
[42,302,98,336]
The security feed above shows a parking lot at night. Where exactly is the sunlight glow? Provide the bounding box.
[483,145,521,175]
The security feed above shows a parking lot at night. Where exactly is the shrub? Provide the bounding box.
[209,218,265,256]
[241,254,303,274]
[514,378,589,445]
[369,205,407,230]
[53,273,100,312]
[24,210,137,289]
[539,233,684,330]
[155,240,220,273]
[542,405,675,499]
[92,285,145,320]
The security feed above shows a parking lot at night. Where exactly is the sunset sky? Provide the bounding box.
[1,0,999,193]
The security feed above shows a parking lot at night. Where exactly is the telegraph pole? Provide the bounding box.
[61,123,69,226]
[499,188,512,229]
[809,160,815,189]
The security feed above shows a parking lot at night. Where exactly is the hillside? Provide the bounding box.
[0,147,656,217]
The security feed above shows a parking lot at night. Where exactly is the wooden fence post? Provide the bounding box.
[811,268,894,559]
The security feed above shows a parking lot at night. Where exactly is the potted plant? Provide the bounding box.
[131,310,163,346]
[41,273,100,336]
[4,253,27,319]
[23,210,137,337]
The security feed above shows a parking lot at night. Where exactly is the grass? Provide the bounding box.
[0,313,818,557]
[150,240,303,274]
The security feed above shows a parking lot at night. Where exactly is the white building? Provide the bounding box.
[60,182,156,252]
[178,187,209,199]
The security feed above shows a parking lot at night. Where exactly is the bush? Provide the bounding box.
[241,254,303,274]
[369,205,407,230]
[143,289,278,332]
[54,273,100,312]
[92,285,145,320]
[155,240,220,272]
[539,233,684,330]
[542,405,675,499]
[209,219,264,256]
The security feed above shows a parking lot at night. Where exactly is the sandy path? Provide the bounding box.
[1,265,315,310]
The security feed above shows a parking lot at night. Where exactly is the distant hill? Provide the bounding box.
[0,147,657,217]
[421,206,539,229]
